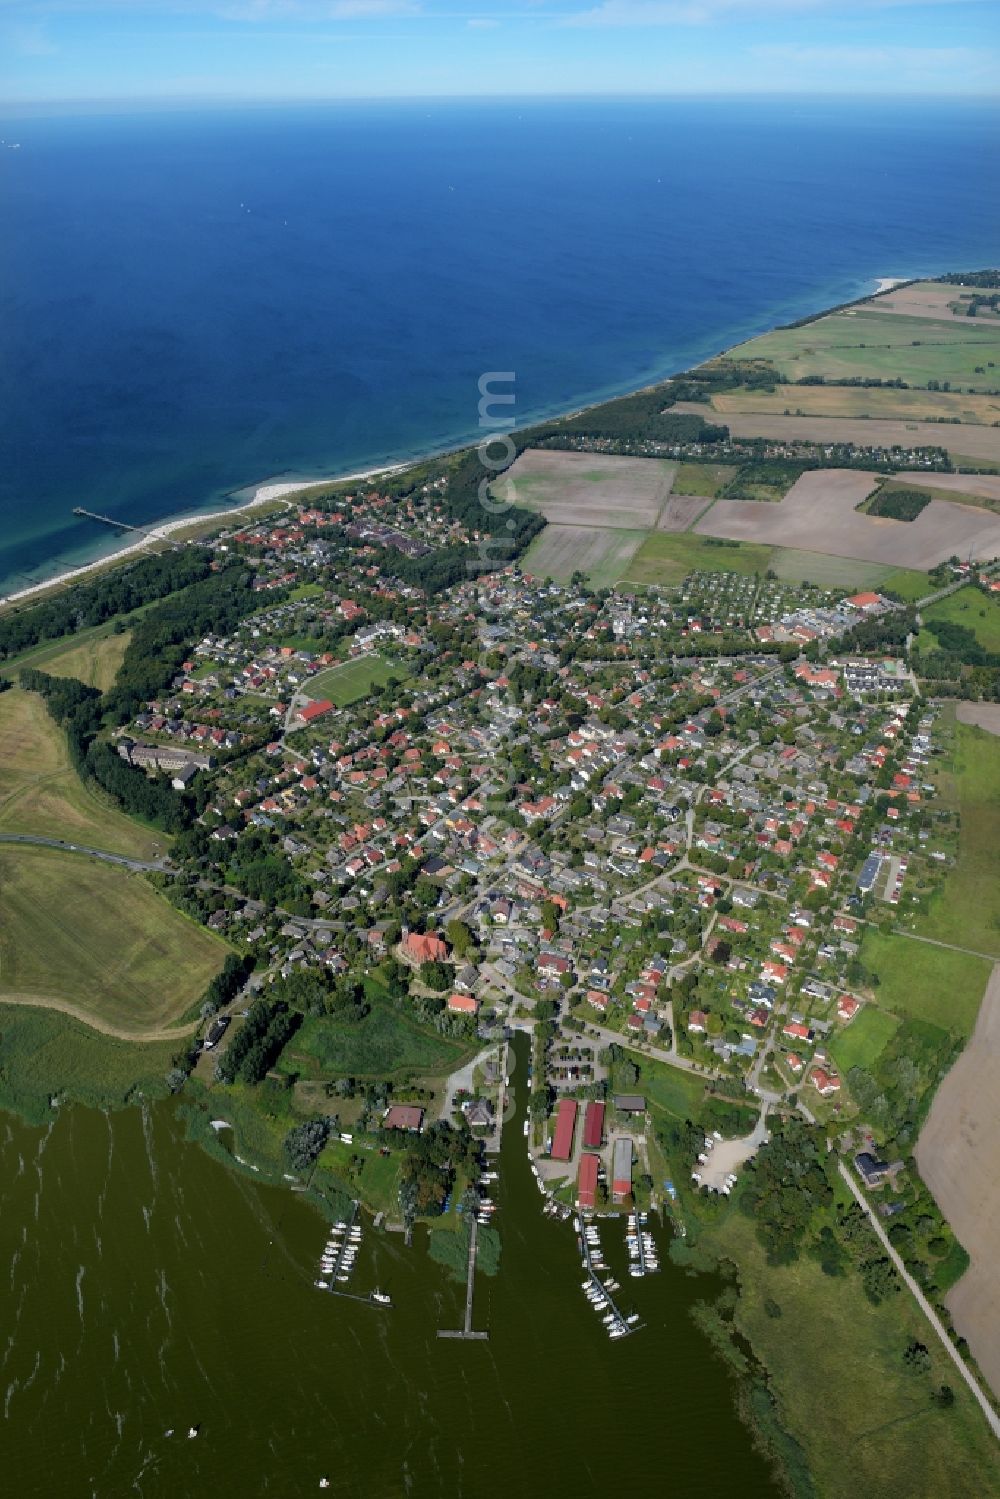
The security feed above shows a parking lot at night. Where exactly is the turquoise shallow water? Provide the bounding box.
[1,97,997,594]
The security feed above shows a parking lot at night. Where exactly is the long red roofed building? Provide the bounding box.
[577,1152,598,1210]
[551,1098,578,1162]
[582,1101,605,1149]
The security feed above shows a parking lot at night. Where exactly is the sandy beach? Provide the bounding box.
[1,272,914,615]
[0,465,409,612]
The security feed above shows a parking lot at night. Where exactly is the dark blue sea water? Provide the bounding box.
[1,97,997,595]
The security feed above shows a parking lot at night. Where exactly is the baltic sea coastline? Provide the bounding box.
[0,270,909,611]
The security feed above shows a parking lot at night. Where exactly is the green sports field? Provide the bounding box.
[307,654,407,707]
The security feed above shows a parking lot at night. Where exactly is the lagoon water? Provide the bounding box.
[1,1036,780,1497]
[1,97,998,594]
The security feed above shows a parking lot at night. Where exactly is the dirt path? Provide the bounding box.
[0,991,198,1043]
[838,1157,1000,1438]
[916,964,1000,1402]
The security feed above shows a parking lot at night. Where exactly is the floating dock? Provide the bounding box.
[579,1219,638,1339]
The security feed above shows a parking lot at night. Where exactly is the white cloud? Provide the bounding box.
[563,0,990,25]
[467,16,500,25]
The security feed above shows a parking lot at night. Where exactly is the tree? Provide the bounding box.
[541,900,560,934]
[903,1339,931,1374]
[284,1118,332,1172]
[445,920,475,959]
[419,960,451,993]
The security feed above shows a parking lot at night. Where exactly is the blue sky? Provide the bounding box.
[1,0,997,103]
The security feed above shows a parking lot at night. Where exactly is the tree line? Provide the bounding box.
[0,549,211,660]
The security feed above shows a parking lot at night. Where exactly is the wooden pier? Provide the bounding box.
[437,1217,488,1341]
[72,507,183,548]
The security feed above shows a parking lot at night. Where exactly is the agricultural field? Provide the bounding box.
[913,720,1000,958]
[672,402,1000,466]
[0,687,164,860]
[723,303,1000,391]
[920,588,1000,656]
[830,1005,900,1074]
[867,280,999,325]
[0,845,228,1036]
[283,1002,471,1081]
[521,524,648,588]
[711,383,1000,426]
[655,495,713,532]
[501,447,677,530]
[34,629,132,691]
[696,1207,1000,1499]
[623,532,773,588]
[0,1004,179,1123]
[672,462,737,498]
[695,468,1000,570]
[857,929,991,1039]
[892,470,1000,514]
[307,654,407,707]
[917,965,1000,1401]
[766,548,925,594]
[956,702,1000,735]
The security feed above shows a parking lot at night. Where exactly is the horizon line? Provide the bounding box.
[3,89,998,112]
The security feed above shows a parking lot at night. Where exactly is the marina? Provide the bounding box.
[627,1211,659,1279]
[577,1216,639,1340]
[313,1201,378,1304]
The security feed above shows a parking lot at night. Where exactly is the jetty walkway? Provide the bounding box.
[438,1217,488,1340]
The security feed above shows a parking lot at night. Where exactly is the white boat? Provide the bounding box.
[627,1313,640,1325]
[187,1427,200,1439]
[371,1289,392,1306]
[581,1278,592,1289]
[609,1327,626,1339]
[315,1279,329,1290]
[337,1274,349,1283]
[320,1479,331,1490]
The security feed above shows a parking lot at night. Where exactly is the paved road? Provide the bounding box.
[837,1159,1000,1442]
[0,831,171,874]
[439,1043,501,1123]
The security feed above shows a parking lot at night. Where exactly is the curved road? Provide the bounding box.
[0,832,171,874]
